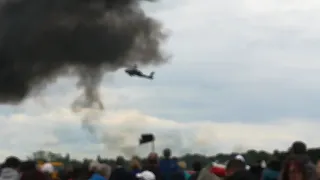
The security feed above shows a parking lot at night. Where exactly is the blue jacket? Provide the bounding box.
[132,169,141,176]
[159,159,180,180]
[89,173,107,180]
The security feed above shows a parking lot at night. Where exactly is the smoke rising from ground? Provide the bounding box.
[0,0,169,154]
[0,0,168,104]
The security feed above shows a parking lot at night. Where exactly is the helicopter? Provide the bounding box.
[125,65,155,80]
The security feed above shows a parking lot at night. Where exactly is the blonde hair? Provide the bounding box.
[89,161,100,172]
[316,160,320,176]
[178,161,187,169]
[130,159,141,170]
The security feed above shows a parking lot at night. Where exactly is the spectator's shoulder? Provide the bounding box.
[305,161,317,180]
[197,167,220,180]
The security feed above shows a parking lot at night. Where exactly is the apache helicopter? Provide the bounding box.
[125,65,155,80]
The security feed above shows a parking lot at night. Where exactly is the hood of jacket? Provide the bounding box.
[0,168,20,180]
[197,167,220,180]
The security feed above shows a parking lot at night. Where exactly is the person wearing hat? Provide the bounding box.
[225,159,255,180]
[234,155,250,170]
[136,170,155,180]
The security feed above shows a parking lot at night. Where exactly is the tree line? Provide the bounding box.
[27,147,320,169]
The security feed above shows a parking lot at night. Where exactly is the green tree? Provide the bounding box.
[26,147,320,169]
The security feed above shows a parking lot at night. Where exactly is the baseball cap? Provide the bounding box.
[235,155,245,162]
[136,170,156,180]
[41,163,54,173]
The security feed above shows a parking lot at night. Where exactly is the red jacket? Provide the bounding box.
[210,166,226,177]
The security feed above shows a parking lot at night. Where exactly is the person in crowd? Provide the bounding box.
[315,160,320,179]
[289,141,317,180]
[170,160,185,180]
[148,153,158,161]
[89,163,109,180]
[41,162,55,180]
[136,170,156,180]
[72,165,91,180]
[261,158,281,180]
[250,160,264,179]
[130,158,142,177]
[197,164,221,180]
[89,161,100,179]
[143,152,162,180]
[20,161,47,180]
[177,161,190,180]
[234,154,250,170]
[101,164,112,180]
[19,161,31,173]
[109,156,135,180]
[281,155,310,180]
[210,162,226,177]
[224,159,255,180]
[188,161,202,180]
[0,156,21,180]
[60,164,73,180]
[159,148,180,180]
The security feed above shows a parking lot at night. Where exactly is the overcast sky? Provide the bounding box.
[2,0,320,160]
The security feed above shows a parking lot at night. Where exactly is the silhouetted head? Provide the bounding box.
[172,157,178,162]
[163,148,171,159]
[290,141,307,155]
[116,156,125,166]
[226,159,246,176]
[130,159,141,170]
[3,156,21,169]
[147,152,158,165]
[192,161,202,172]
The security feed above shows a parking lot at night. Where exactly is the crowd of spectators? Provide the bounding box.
[0,140,318,180]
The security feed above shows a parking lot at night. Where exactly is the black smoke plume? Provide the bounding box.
[0,0,168,105]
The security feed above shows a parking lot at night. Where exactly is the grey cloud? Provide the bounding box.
[2,0,320,159]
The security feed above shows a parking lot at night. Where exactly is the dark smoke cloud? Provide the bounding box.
[0,0,168,104]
